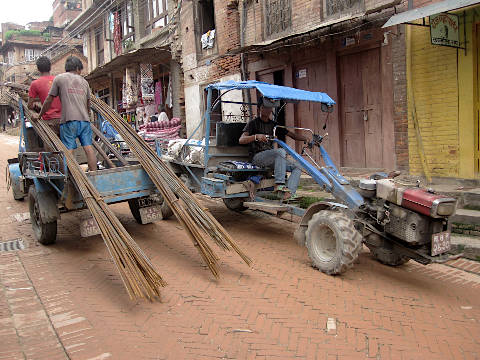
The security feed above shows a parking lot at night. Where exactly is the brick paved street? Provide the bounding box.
[0,132,479,360]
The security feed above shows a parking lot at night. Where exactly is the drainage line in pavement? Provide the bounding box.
[16,253,72,360]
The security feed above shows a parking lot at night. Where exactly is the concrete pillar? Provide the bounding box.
[0,106,8,131]
[170,58,185,125]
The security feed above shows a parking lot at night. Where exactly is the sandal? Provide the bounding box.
[275,185,292,200]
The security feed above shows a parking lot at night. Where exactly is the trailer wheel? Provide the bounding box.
[305,210,362,275]
[29,186,57,245]
[223,197,248,212]
[128,199,143,224]
[160,200,174,219]
[128,196,174,224]
[7,162,25,201]
[367,245,410,266]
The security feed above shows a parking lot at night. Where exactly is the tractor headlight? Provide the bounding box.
[432,199,456,217]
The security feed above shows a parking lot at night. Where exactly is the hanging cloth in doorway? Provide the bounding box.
[155,80,163,105]
[113,11,122,55]
[140,63,155,103]
[165,77,173,108]
[122,73,127,109]
[125,67,138,107]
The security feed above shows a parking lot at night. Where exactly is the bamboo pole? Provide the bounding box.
[90,97,252,274]
[90,124,129,165]
[92,140,116,168]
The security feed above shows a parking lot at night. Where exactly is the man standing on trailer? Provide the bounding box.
[38,56,97,171]
[28,56,62,134]
[239,97,307,199]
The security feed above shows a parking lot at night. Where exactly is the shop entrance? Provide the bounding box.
[339,47,383,168]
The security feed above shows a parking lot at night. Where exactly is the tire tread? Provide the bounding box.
[305,210,362,275]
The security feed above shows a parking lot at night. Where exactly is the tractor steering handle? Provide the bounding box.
[308,133,328,148]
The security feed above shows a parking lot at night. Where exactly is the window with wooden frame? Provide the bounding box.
[24,48,35,62]
[96,88,110,105]
[198,0,215,36]
[119,0,135,49]
[264,0,292,37]
[7,51,15,65]
[195,0,216,55]
[145,0,168,35]
[322,0,363,18]
[95,25,105,66]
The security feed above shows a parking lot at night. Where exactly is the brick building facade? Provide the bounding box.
[67,0,185,128]
[68,0,479,179]
[0,0,84,85]
[53,0,83,28]
[178,0,407,170]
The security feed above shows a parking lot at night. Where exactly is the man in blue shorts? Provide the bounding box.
[38,56,97,171]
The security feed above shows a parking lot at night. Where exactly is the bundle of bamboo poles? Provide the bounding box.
[90,97,252,277]
[5,91,166,301]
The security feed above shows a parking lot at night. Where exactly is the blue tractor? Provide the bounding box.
[161,80,459,275]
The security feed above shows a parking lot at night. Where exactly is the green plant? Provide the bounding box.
[463,204,480,211]
[123,39,134,49]
[299,196,324,209]
[5,29,42,40]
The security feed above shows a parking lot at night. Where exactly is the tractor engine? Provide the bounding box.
[359,179,456,245]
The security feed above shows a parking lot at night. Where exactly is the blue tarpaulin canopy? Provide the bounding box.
[206,80,336,105]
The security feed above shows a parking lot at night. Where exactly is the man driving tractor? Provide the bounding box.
[239,98,307,199]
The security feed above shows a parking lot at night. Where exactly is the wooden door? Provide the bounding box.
[339,48,383,168]
[362,48,383,167]
[293,60,328,162]
[340,52,366,167]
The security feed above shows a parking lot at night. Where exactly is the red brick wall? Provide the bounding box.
[181,0,242,86]
[53,0,82,27]
[215,0,241,54]
[242,0,401,47]
[392,25,409,170]
[51,50,88,76]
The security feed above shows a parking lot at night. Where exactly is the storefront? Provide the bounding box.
[384,0,480,179]
[85,47,184,146]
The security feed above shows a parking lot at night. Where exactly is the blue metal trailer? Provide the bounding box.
[7,100,167,245]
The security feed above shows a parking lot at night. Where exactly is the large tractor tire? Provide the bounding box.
[367,245,410,266]
[29,186,57,245]
[305,210,362,275]
[223,197,248,212]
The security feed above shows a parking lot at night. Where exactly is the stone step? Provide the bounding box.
[451,209,480,237]
[450,235,480,261]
